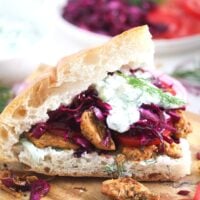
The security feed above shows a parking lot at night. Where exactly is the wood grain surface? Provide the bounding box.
[0,112,199,200]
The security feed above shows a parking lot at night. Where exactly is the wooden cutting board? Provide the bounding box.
[0,112,199,200]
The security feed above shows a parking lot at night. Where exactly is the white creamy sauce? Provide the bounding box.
[96,74,171,133]
[0,17,42,56]
[133,70,153,80]
[20,139,48,164]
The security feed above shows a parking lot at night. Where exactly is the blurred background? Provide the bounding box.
[0,0,200,114]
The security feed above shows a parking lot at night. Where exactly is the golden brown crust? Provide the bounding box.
[0,68,56,161]
[80,111,115,150]
[101,178,160,200]
[25,64,54,84]
[175,111,192,138]
[25,132,79,150]
[163,142,182,158]
[122,146,158,161]
[0,67,56,119]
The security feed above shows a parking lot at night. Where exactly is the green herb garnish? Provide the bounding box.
[171,56,200,83]
[128,0,141,6]
[121,74,185,108]
[128,0,163,6]
[0,86,12,112]
[104,163,118,175]
[172,69,200,83]
[104,162,126,177]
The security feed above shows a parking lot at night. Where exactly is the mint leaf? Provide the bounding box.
[122,75,185,108]
[0,86,12,112]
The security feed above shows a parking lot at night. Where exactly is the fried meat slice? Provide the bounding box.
[80,111,115,150]
[102,177,159,200]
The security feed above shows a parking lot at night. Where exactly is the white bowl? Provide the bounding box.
[154,35,200,55]
[0,0,55,85]
[54,0,200,56]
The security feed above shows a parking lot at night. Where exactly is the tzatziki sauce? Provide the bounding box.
[0,17,42,57]
[95,73,183,133]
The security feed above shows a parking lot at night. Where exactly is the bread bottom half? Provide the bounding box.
[17,138,191,181]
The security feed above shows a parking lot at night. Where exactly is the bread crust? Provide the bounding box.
[0,26,154,162]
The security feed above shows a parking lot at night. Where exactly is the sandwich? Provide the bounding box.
[0,26,192,181]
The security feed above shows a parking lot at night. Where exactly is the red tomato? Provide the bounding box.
[147,8,182,39]
[147,1,200,39]
[162,130,171,137]
[193,184,200,200]
[117,135,161,147]
[181,0,200,19]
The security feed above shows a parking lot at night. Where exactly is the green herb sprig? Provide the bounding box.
[128,0,141,6]
[172,69,200,83]
[128,0,163,6]
[121,74,185,108]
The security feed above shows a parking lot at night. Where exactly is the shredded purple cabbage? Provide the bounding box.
[166,110,181,123]
[2,177,31,192]
[1,178,14,188]
[62,0,165,37]
[91,106,105,121]
[31,123,47,139]
[126,103,180,146]
[1,175,50,200]
[73,134,92,149]
[31,86,111,150]
[101,129,112,147]
[30,179,50,200]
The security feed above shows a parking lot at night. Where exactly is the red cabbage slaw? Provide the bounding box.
[0,172,50,200]
[30,179,50,200]
[31,86,111,150]
[62,0,167,37]
[30,69,186,152]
